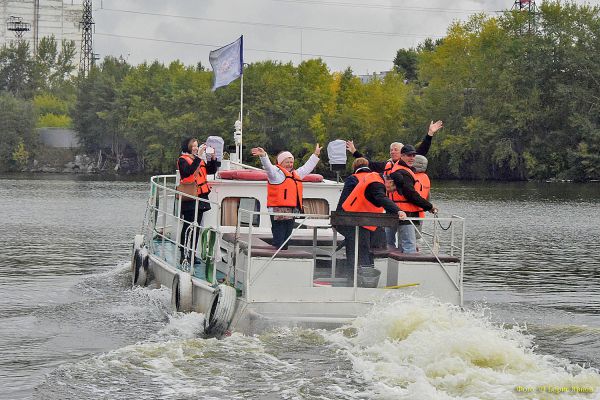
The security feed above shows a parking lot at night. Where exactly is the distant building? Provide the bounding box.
[38,128,80,148]
[0,0,81,59]
[357,71,391,84]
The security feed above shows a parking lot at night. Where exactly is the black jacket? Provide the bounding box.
[389,160,433,214]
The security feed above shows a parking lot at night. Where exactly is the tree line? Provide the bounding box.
[1,1,598,180]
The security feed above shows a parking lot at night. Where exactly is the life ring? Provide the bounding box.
[204,284,237,337]
[132,247,149,287]
[171,271,193,312]
[302,174,324,182]
[219,169,267,181]
[219,169,324,182]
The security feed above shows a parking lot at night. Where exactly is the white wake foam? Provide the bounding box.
[325,294,600,399]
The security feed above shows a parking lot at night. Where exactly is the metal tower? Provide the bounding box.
[512,0,538,34]
[6,16,31,39]
[79,0,95,77]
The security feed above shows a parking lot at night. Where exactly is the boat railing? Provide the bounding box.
[233,208,330,300]
[234,209,465,301]
[146,174,221,281]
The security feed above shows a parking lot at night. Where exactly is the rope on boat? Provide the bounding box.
[434,213,452,231]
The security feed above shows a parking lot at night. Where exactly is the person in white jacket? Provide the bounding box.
[251,145,321,249]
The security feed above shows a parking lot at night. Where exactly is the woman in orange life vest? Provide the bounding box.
[335,158,406,269]
[177,137,220,262]
[250,144,321,250]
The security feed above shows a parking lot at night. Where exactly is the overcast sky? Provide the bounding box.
[92,0,600,74]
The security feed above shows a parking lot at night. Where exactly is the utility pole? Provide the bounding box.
[33,0,39,54]
[79,0,94,77]
[6,16,31,39]
[512,0,538,34]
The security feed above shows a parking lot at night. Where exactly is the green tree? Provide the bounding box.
[72,56,131,157]
[0,41,35,98]
[0,93,36,171]
[393,48,418,81]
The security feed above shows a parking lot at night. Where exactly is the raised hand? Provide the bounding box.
[428,120,443,136]
[251,147,267,157]
[345,140,357,153]
[314,143,322,157]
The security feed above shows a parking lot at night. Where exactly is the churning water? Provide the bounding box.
[1,176,599,399]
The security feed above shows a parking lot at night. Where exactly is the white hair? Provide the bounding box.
[390,142,403,150]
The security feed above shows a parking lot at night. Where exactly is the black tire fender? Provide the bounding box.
[204,284,237,338]
[171,271,193,312]
[132,247,148,287]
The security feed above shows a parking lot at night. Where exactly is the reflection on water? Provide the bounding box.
[0,175,599,399]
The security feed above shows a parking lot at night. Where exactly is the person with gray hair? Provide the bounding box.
[413,154,431,244]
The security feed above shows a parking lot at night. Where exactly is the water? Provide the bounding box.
[1,175,599,399]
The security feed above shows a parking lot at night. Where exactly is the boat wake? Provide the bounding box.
[324,294,600,399]
[36,273,600,400]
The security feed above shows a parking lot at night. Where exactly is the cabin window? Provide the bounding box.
[221,197,261,227]
[303,198,330,216]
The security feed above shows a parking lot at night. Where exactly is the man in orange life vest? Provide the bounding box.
[335,158,406,268]
[413,155,430,239]
[177,137,220,262]
[388,145,438,253]
[345,120,443,247]
[251,145,321,250]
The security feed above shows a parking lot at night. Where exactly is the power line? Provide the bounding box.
[94,32,394,63]
[97,7,444,38]
[271,0,503,14]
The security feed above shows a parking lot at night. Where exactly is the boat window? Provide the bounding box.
[221,197,261,227]
[303,198,329,216]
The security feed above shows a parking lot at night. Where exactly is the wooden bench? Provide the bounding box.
[372,248,460,263]
[221,232,313,259]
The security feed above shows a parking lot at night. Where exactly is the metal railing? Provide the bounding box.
[144,174,221,282]
[142,174,465,305]
[233,208,465,302]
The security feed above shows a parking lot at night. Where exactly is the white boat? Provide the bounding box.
[130,137,465,338]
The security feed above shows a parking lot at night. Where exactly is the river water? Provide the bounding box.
[1,175,599,400]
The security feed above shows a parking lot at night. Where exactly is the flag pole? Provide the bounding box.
[239,72,243,163]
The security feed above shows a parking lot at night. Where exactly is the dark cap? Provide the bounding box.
[401,144,417,155]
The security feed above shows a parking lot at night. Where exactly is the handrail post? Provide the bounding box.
[161,176,168,262]
[353,226,359,300]
[189,199,199,274]
[460,218,466,306]
[247,209,253,299]
[450,216,456,256]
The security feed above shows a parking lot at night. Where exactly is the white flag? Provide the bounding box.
[209,36,243,91]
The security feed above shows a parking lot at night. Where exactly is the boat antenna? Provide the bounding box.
[234,118,242,163]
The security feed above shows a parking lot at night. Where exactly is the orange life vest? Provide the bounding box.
[390,165,422,213]
[267,166,303,209]
[341,172,385,231]
[383,160,405,204]
[383,160,402,176]
[414,171,431,218]
[177,154,210,196]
